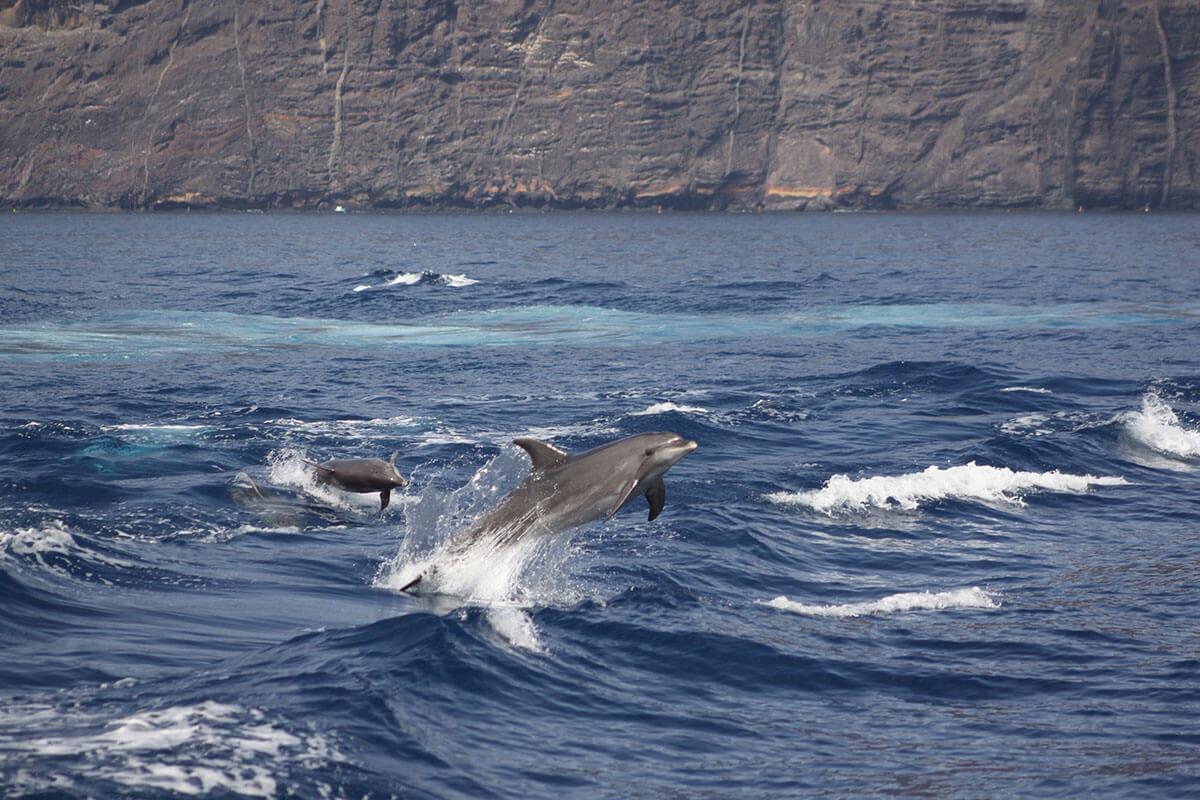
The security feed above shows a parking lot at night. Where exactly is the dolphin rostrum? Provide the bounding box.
[400,431,698,592]
[303,452,408,511]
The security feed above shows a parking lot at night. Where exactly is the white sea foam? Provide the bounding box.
[999,413,1052,436]
[1121,393,1200,458]
[105,423,209,432]
[0,520,134,574]
[101,423,212,443]
[355,271,479,291]
[5,702,339,798]
[630,401,709,416]
[1000,386,1052,394]
[761,587,999,618]
[0,520,76,565]
[768,462,1128,515]
[385,272,424,286]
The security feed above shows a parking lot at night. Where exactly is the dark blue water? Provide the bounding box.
[2,211,1199,797]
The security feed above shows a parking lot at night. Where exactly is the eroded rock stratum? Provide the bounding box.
[1,0,1195,210]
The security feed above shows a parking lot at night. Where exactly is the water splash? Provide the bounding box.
[375,448,592,651]
[1121,393,1200,458]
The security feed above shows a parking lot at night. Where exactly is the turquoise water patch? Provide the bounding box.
[2,302,1197,362]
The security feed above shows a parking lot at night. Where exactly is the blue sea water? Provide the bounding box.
[1,210,1199,797]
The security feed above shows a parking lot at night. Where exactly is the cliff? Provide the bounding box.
[1,0,1196,211]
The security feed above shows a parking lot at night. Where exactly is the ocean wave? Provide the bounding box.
[760,587,1000,618]
[1,702,340,798]
[768,462,1128,515]
[1121,393,1200,458]
[1000,386,1052,394]
[630,401,709,416]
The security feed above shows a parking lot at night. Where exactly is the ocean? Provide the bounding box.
[1,210,1198,797]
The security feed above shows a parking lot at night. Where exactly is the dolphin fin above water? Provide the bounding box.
[513,437,569,470]
[609,476,668,520]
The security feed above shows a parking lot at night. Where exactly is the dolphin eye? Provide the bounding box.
[644,448,655,457]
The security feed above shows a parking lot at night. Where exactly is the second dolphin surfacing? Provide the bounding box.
[400,431,698,593]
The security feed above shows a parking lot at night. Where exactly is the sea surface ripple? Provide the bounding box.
[1,212,1199,797]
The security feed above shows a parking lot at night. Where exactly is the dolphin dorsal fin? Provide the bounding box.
[513,437,568,471]
[389,451,399,468]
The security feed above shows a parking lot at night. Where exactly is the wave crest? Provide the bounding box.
[768,462,1127,515]
[1121,393,1200,458]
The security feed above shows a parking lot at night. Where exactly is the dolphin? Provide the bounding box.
[303,452,409,511]
[399,431,698,592]
[230,471,345,528]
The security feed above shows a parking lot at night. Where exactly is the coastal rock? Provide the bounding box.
[0,0,1195,210]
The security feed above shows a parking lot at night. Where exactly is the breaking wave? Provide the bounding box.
[768,462,1128,515]
[760,587,1000,618]
[1121,393,1200,459]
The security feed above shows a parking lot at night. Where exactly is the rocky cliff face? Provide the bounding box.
[1,0,1195,210]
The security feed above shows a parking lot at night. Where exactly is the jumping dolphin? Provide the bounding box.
[400,431,698,592]
[303,452,408,511]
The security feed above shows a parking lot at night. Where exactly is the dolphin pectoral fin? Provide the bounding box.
[513,437,569,471]
[645,478,666,521]
[609,478,640,517]
[380,489,391,511]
